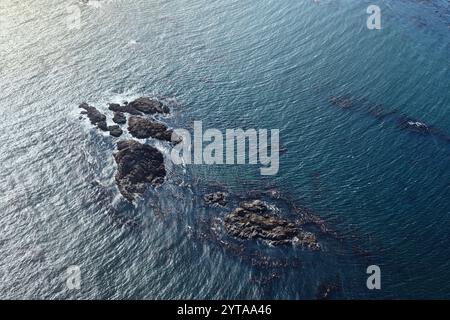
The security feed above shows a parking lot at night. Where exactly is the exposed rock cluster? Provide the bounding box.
[79,97,173,201]
[224,200,320,249]
[108,97,169,116]
[79,102,107,131]
[203,192,228,206]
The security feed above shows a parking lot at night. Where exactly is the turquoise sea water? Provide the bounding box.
[0,0,449,299]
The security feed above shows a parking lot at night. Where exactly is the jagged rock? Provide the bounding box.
[128,116,174,142]
[108,125,123,137]
[113,140,166,202]
[203,192,227,206]
[79,102,107,126]
[224,200,320,249]
[108,103,142,116]
[107,97,169,116]
[128,97,170,114]
[112,112,127,124]
[97,120,108,131]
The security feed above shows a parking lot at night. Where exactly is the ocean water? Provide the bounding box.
[0,0,449,299]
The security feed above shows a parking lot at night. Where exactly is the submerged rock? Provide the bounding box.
[79,103,107,128]
[203,192,227,206]
[224,200,320,249]
[329,96,353,109]
[113,140,166,202]
[128,116,174,142]
[327,94,450,145]
[112,112,127,124]
[108,125,123,137]
[397,117,430,134]
[367,104,399,120]
[316,282,338,300]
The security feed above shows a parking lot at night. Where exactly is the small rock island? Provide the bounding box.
[79,97,175,201]
[224,200,320,249]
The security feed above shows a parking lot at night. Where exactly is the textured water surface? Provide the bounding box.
[0,0,449,299]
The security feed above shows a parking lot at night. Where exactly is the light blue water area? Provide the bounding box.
[0,0,449,299]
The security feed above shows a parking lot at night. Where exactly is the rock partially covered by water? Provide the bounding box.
[108,103,142,116]
[113,140,166,202]
[108,125,123,137]
[128,97,170,114]
[97,120,108,131]
[108,97,169,116]
[128,116,173,142]
[79,102,107,129]
[112,112,127,124]
[397,117,430,134]
[224,200,320,249]
[203,192,227,206]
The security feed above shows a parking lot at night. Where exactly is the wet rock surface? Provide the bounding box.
[113,140,166,202]
[80,98,174,142]
[224,200,320,249]
[97,120,108,131]
[203,192,227,206]
[128,97,170,114]
[79,103,106,128]
[108,103,142,115]
[128,116,173,142]
[108,125,123,137]
[108,97,169,116]
[112,112,127,124]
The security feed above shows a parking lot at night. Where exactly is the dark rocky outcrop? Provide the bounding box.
[113,140,166,202]
[108,125,123,137]
[108,98,169,116]
[97,120,108,131]
[112,112,127,124]
[80,97,176,141]
[108,103,142,116]
[79,103,107,129]
[128,116,173,142]
[224,200,320,249]
[128,97,170,114]
[203,192,227,206]
[79,103,125,136]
